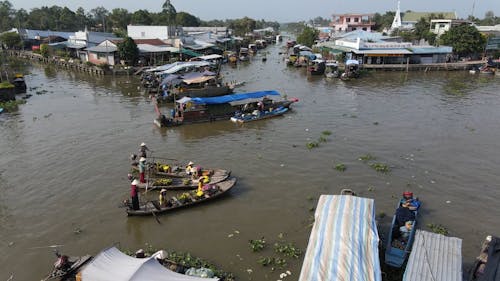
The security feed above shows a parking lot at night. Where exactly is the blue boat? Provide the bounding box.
[385,196,421,268]
[230,106,288,123]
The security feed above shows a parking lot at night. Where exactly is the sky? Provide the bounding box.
[8,0,500,23]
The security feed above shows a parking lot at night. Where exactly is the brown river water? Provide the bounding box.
[1,44,500,280]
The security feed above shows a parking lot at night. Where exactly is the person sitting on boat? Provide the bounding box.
[199,175,210,184]
[399,221,414,240]
[400,191,421,211]
[138,157,147,183]
[159,189,168,205]
[257,101,264,111]
[135,249,145,258]
[130,154,139,166]
[139,142,149,158]
[191,166,203,179]
[185,161,195,175]
[196,181,204,198]
[130,179,140,210]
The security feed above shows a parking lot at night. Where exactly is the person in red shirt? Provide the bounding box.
[130,179,140,210]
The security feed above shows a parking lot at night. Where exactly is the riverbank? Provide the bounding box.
[5,50,134,76]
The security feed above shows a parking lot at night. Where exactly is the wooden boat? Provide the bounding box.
[12,73,27,94]
[230,106,288,123]
[469,235,500,281]
[126,177,237,216]
[137,171,230,191]
[385,198,420,268]
[132,161,230,179]
[307,59,326,75]
[43,253,92,281]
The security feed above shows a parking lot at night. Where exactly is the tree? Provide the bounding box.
[175,12,200,27]
[440,24,486,57]
[162,0,177,25]
[109,8,131,30]
[117,37,139,65]
[372,11,395,31]
[296,25,319,47]
[90,6,108,32]
[0,31,20,48]
[12,8,28,29]
[75,7,90,30]
[40,43,49,57]
[131,10,152,25]
[0,0,13,32]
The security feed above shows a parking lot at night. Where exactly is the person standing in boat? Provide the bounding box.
[139,142,149,158]
[139,157,147,183]
[159,188,168,206]
[185,161,195,175]
[130,179,140,210]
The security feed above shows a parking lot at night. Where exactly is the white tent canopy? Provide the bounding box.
[80,247,219,281]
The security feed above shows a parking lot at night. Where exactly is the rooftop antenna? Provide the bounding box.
[471,0,476,18]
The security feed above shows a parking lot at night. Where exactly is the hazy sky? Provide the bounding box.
[8,0,500,22]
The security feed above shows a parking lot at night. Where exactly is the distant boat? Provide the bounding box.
[230,106,288,124]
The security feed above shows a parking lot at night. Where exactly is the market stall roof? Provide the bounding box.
[159,61,211,75]
[79,247,218,281]
[352,49,412,55]
[183,75,216,85]
[345,59,360,65]
[177,90,280,105]
[298,195,382,281]
[403,230,462,281]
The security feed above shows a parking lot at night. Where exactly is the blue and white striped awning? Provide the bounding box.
[299,195,382,281]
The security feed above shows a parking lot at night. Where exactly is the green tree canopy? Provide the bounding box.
[440,24,486,57]
[162,0,177,25]
[117,37,139,65]
[296,25,319,47]
[175,12,200,27]
[131,10,152,25]
[109,8,130,31]
[0,31,21,48]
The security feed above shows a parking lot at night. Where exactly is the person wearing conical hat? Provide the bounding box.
[159,188,168,206]
[139,142,149,158]
[139,157,147,183]
[130,179,140,210]
[185,161,195,175]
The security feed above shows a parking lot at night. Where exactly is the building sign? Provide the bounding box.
[486,37,500,50]
[364,42,412,48]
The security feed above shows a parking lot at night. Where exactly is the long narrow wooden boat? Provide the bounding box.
[43,254,93,281]
[137,171,230,191]
[469,235,500,281]
[230,106,288,123]
[385,199,419,268]
[126,177,237,216]
[132,161,230,179]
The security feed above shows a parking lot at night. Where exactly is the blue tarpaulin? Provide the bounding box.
[189,90,280,105]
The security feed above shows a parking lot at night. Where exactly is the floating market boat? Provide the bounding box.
[12,73,27,94]
[126,177,237,216]
[230,106,288,123]
[469,235,500,281]
[76,246,220,281]
[385,196,420,268]
[136,171,230,191]
[153,90,297,128]
[42,252,92,281]
[132,160,230,179]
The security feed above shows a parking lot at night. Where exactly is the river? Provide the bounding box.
[1,44,499,280]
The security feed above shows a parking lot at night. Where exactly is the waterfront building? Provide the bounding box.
[330,14,375,33]
[430,19,472,37]
[4,28,73,50]
[401,11,457,30]
[127,25,181,41]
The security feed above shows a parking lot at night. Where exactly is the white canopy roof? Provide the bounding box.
[80,247,219,281]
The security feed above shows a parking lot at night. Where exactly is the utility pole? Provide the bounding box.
[471,0,476,18]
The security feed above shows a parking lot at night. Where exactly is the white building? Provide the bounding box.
[127,25,180,41]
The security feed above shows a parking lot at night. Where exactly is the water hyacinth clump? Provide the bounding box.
[249,237,267,252]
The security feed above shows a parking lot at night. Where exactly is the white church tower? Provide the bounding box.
[390,1,402,32]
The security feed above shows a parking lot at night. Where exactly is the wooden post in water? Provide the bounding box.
[406,57,409,72]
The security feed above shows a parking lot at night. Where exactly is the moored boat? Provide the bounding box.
[469,235,500,281]
[12,73,27,94]
[42,252,92,281]
[230,106,288,123]
[136,171,230,191]
[126,177,237,216]
[133,159,230,179]
[307,59,326,75]
[385,192,421,268]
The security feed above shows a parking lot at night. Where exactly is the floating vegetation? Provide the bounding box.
[335,163,346,172]
[306,141,319,149]
[321,130,332,136]
[377,212,386,219]
[318,136,328,143]
[123,244,235,281]
[249,237,267,252]
[358,154,376,162]
[370,163,390,173]
[35,89,48,95]
[427,223,449,235]
[274,242,302,259]
[257,256,287,269]
[0,99,26,111]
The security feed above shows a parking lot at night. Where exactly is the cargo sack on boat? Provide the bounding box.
[185,267,215,278]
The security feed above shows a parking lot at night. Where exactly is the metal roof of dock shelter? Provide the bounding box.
[403,230,462,281]
[299,195,381,281]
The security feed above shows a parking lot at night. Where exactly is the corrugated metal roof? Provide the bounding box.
[353,49,412,54]
[410,46,453,54]
[402,12,457,22]
[403,230,462,281]
[85,45,118,53]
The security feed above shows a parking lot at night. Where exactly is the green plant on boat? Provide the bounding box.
[0,99,26,111]
[249,237,266,252]
[358,154,376,162]
[274,242,302,258]
[0,82,14,89]
[182,178,191,185]
[370,163,390,173]
[335,163,346,172]
[427,223,449,235]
